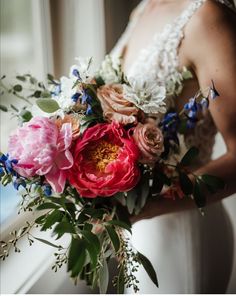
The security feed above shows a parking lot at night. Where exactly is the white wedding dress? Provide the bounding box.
[111,0,235,293]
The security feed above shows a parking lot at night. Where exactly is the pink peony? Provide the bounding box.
[133,123,164,165]
[68,122,140,198]
[8,116,73,193]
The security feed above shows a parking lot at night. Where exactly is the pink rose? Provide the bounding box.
[133,123,164,165]
[68,122,140,197]
[8,116,73,193]
[97,84,140,125]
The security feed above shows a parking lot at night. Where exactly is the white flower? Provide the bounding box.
[55,76,80,110]
[73,56,94,82]
[99,55,122,84]
[123,78,167,114]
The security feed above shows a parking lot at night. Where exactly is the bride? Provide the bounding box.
[111,0,236,293]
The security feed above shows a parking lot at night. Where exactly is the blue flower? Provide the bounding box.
[0,154,8,162]
[186,110,198,129]
[43,184,52,197]
[13,178,26,190]
[0,154,18,174]
[200,97,209,109]
[71,92,80,102]
[210,80,220,99]
[161,112,180,133]
[184,98,201,112]
[81,89,92,104]
[0,166,4,175]
[72,69,81,80]
[86,104,93,115]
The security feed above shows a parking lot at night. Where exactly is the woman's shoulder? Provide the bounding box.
[189,0,236,39]
[184,0,236,55]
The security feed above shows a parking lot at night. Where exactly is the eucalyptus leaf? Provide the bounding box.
[117,266,125,294]
[126,189,138,214]
[36,98,59,113]
[106,220,132,234]
[19,110,32,122]
[16,75,26,82]
[105,225,120,252]
[0,104,8,112]
[137,252,158,288]
[13,84,22,92]
[34,237,61,248]
[99,257,109,294]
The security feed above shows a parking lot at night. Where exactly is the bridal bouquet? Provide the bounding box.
[0,56,224,293]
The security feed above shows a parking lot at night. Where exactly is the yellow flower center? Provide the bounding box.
[87,140,120,172]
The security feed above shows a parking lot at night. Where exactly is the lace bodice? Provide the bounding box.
[111,0,235,163]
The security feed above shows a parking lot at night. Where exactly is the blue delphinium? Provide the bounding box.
[43,184,52,197]
[0,153,18,175]
[13,178,26,190]
[82,89,93,115]
[210,80,220,99]
[160,112,180,145]
[71,92,80,103]
[72,68,81,80]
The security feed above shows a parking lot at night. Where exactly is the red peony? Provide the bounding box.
[68,122,140,197]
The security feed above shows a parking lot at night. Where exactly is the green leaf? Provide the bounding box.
[16,75,26,82]
[19,110,32,122]
[68,237,86,277]
[47,73,55,82]
[180,147,199,166]
[53,220,76,238]
[41,90,52,98]
[126,189,138,214]
[13,84,22,92]
[117,266,125,294]
[36,202,60,211]
[41,210,64,231]
[137,252,158,288]
[35,214,47,224]
[0,104,8,112]
[81,230,101,254]
[36,98,59,113]
[193,181,206,208]
[34,237,61,248]
[106,220,132,234]
[105,225,120,252]
[200,174,225,190]
[30,77,37,84]
[33,90,42,98]
[135,172,150,214]
[99,257,109,294]
[179,172,193,195]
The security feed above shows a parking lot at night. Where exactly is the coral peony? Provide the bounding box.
[133,123,164,165]
[54,114,80,140]
[68,122,140,197]
[97,84,140,125]
[8,116,73,193]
